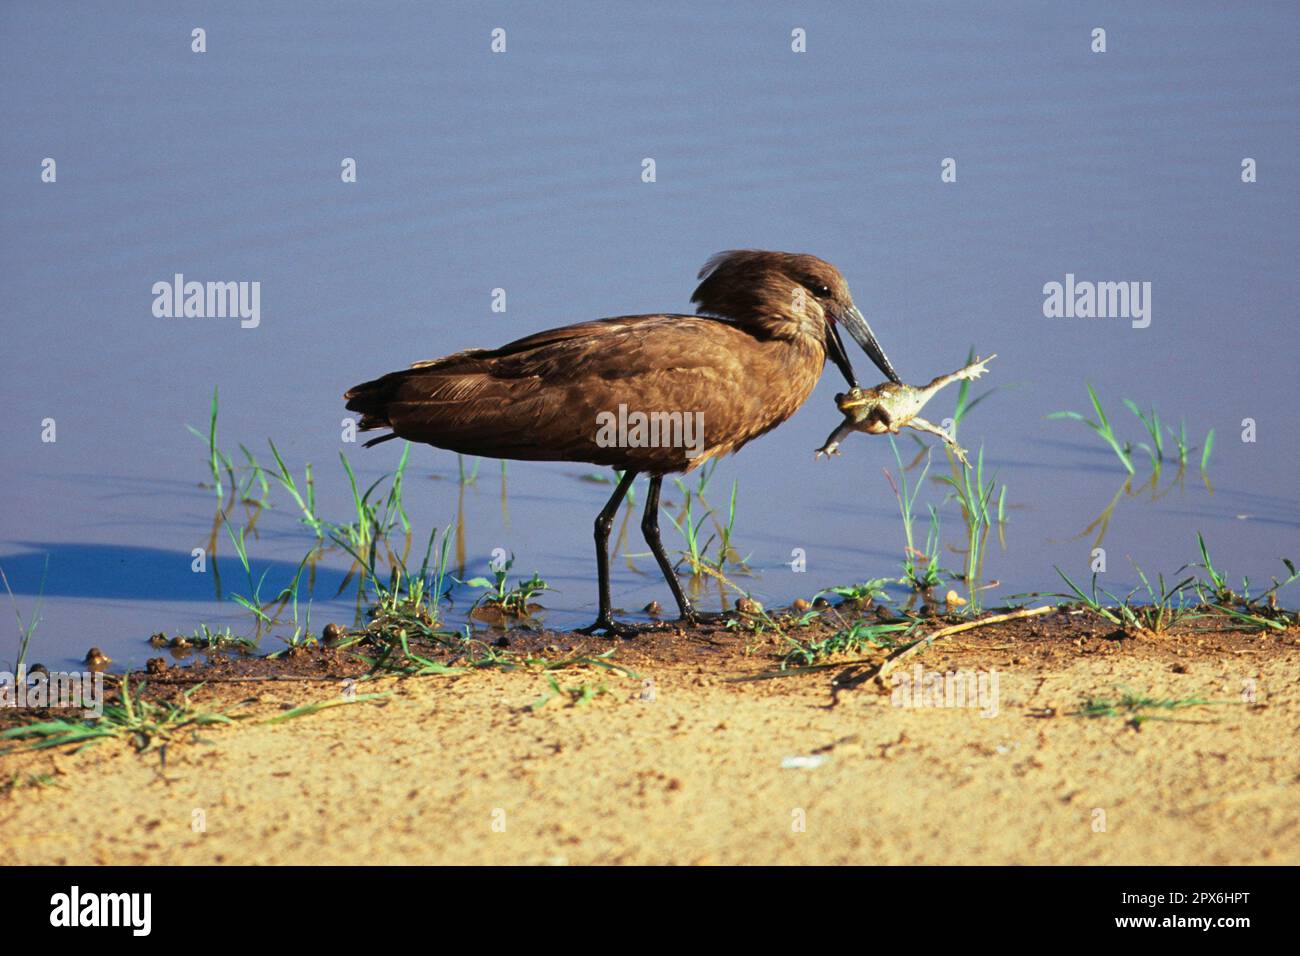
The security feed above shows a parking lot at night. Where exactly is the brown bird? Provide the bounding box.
[345,250,902,636]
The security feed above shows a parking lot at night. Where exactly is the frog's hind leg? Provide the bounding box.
[913,355,997,410]
[907,416,970,466]
[815,422,855,459]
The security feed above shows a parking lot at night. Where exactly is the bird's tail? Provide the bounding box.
[343,371,410,447]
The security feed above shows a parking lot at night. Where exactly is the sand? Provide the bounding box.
[2,617,1297,865]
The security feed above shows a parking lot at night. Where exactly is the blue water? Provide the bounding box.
[2,2,1297,668]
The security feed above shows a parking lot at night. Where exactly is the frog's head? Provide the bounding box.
[691,250,902,388]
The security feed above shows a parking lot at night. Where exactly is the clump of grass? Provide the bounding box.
[1,556,47,676]
[1049,383,1134,474]
[817,578,892,605]
[666,477,749,576]
[267,438,325,537]
[1053,566,1195,635]
[332,521,455,639]
[336,448,410,555]
[0,677,237,754]
[1052,386,1216,480]
[884,440,943,591]
[665,487,705,571]
[937,445,999,612]
[222,516,275,633]
[462,553,551,619]
[1072,689,1216,728]
[352,623,472,678]
[186,386,231,503]
[782,620,915,667]
[1187,533,1297,632]
[1123,399,1164,469]
[529,676,608,711]
[152,625,256,652]
[662,462,751,578]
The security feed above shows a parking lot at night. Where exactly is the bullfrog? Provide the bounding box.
[815,355,996,465]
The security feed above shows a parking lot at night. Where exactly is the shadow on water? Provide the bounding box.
[0,542,352,602]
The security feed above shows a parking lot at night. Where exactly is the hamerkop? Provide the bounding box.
[345,250,902,636]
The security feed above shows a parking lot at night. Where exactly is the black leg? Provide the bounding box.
[577,469,638,637]
[641,475,696,622]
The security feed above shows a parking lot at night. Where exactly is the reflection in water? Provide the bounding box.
[499,460,509,527]
[1075,463,1215,551]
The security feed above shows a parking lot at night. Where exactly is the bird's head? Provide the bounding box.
[690,250,902,388]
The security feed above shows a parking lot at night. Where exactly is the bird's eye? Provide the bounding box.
[810,283,832,298]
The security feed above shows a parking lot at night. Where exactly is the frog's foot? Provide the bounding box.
[814,442,841,460]
[908,416,970,466]
[954,354,997,382]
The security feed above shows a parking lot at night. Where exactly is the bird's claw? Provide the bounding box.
[576,617,641,639]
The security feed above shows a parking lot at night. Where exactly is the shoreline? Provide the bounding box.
[2,604,1296,865]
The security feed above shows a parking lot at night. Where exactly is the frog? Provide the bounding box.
[815,355,996,465]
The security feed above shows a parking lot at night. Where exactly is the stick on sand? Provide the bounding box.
[872,605,1054,688]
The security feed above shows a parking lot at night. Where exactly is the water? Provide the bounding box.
[2,2,1297,669]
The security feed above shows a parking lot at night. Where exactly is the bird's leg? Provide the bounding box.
[577,469,639,638]
[641,476,730,627]
[641,475,695,622]
[907,416,970,466]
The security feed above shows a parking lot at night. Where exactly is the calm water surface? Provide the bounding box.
[2,2,1297,668]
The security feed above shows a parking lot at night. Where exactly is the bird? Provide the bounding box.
[345,250,902,636]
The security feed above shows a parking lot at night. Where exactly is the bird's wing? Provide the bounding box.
[346,314,805,468]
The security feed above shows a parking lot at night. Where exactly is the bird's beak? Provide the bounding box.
[824,319,860,389]
[836,304,902,386]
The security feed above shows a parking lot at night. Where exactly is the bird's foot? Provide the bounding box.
[680,609,734,628]
[576,616,641,639]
